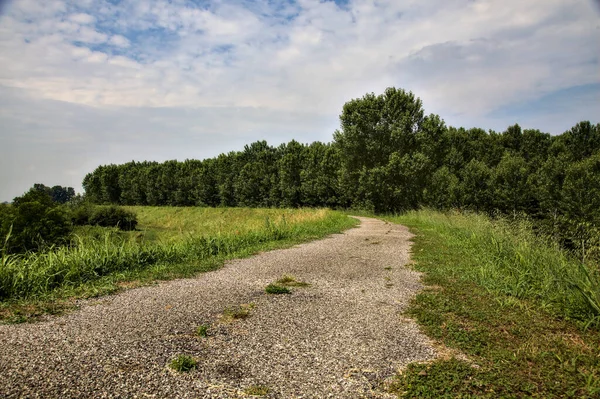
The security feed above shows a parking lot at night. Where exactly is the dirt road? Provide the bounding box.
[0,217,436,398]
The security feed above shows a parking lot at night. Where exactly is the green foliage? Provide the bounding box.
[492,153,531,215]
[31,184,76,204]
[424,166,460,210]
[386,210,600,398]
[562,153,600,224]
[390,210,599,326]
[70,203,95,226]
[1,188,72,253]
[79,88,598,261]
[195,324,209,337]
[265,283,291,294]
[88,206,138,231]
[70,205,138,231]
[459,159,492,212]
[169,355,197,372]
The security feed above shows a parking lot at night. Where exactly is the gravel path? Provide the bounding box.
[0,217,436,398]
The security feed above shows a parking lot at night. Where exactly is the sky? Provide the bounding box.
[0,0,599,201]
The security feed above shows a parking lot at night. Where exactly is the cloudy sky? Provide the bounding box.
[0,0,599,201]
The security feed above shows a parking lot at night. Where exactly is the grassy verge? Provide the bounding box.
[379,210,599,398]
[0,208,356,323]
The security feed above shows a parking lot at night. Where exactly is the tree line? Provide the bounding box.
[83,88,599,250]
[0,184,137,253]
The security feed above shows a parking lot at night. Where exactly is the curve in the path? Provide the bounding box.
[0,217,436,398]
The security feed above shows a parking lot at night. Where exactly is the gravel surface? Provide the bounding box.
[0,217,436,398]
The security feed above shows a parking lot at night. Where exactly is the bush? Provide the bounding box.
[85,206,138,231]
[1,189,72,253]
[70,204,94,226]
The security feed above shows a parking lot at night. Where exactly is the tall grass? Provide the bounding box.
[390,209,600,327]
[120,206,333,242]
[0,208,354,301]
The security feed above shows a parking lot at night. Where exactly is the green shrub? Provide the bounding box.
[1,190,72,253]
[88,206,138,231]
[70,204,94,226]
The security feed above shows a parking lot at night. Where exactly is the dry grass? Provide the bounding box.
[275,275,310,287]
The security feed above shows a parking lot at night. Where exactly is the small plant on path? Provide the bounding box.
[276,275,310,287]
[223,303,254,320]
[244,384,270,396]
[265,284,291,294]
[195,324,210,337]
[169,355,197,372]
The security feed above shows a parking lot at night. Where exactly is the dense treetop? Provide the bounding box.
[82,87,599,248]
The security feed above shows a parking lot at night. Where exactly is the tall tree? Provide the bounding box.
[492,153,531,216]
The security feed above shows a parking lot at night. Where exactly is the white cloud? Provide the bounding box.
[68,13,95,24]
[0,86,335,200]
[76,26,107,43]
[0,0,599,200]
[108,34,130,48]
[0,0,597,113]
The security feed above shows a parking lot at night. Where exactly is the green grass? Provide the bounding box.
[380,209,600,398]
[391,210,600,326]
[195,324,209,337]
[0,208,357,322]
[169,354,198,372]
[265,283,291,294]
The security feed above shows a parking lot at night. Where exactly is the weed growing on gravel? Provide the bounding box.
[265,284,291,294]
[223,304,254,320]
[243,385,270,396]
[195,324,209,337]
[384,266,392,271]
[169,355,197,372]
[276,275,310,287]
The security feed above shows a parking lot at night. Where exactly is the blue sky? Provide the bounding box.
[0,0,599,201]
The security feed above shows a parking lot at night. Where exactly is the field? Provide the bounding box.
[0,207,356,322]
[383,210,600,398]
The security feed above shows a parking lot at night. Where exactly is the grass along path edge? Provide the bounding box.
[379,210,600,398]
[0,210,357,323]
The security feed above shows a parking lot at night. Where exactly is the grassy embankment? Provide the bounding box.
[0,207,356,322]
[380,210,599,398]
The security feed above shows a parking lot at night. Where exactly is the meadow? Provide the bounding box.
[383,210,600,398]
[392,209,600,327]
[0,207,356,322]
